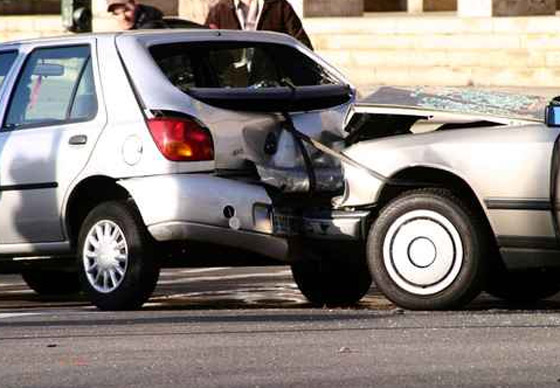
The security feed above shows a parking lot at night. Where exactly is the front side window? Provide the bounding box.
[151,42,339,91]
[4,45,96,130]
[0,51,17,89]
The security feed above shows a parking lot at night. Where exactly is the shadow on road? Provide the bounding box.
[3,267,560,313]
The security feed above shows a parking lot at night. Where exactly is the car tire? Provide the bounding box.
[21,269,81,296]
[291,255,372,307]
[486,268,560,303]
[77,201,160,311]
[367,189,486,310]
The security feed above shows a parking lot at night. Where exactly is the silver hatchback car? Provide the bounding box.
[0,30,372,310]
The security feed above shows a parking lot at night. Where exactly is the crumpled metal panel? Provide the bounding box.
[359,86,548,122]
[241,112,346,193]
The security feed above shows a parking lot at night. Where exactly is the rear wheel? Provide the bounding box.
[291,253,372,307]
[21,269,81,296]
[77,201,160,311]
[368,189,486,310]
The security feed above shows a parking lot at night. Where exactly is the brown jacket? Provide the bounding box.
[205,0,313,50]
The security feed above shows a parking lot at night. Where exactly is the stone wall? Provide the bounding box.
[303,0,363,16]
[4,2,560,90]
[0,0,60,14]
[493,0,556,16]
[365,0,457,12]
[365,0,406,12]
[178,0,218,24]
[307,14,560,88]
[459,0,556,16]
[0,16,65,42]
[424,0,456,11]
[141,0,178,15]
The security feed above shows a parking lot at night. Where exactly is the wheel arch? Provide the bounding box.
[64,175,132,248]
[376,166,498,253]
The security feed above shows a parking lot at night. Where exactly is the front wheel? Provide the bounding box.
[291,254,372,307]
[367,189,486,310]
[77,201,160,311]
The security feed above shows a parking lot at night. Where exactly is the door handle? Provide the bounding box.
[69,135,87,145]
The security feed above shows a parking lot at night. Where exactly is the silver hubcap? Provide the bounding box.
[383,209,463,296]
[82,220,128,293]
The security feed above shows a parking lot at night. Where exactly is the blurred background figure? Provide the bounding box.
[206,0,313,50]
[106,0,166,30]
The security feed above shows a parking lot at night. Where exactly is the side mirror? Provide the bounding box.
[546,97,560,127]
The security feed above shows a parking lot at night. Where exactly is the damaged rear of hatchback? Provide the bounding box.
[116,30,373,307]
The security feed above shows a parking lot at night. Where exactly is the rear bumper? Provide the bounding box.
[148,221,290,261]
[119,174,370,261]
[119,174,285,254]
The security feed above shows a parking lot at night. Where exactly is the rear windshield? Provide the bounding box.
[149,42,340,91]
[0,51,17,89]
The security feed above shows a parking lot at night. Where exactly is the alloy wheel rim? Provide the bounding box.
[383,209,463,296]
[83,220,128,293]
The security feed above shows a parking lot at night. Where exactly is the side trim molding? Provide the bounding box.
[501,248,560,270]
[497,235,558,250]
[0,182,58,192]
[485,199,551,211]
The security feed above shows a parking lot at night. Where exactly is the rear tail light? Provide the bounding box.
[147,117,214,162]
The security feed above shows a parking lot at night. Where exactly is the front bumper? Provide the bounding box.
[274,209,370,241]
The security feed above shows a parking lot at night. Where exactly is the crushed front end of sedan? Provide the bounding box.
[328,86,560,310]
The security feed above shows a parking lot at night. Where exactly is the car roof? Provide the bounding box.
[0,29,301,48]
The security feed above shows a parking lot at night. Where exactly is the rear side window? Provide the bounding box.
[0,51,17,89]
[4,45,97,130]
[150,42,339,90]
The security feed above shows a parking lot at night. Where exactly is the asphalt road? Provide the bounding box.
[2,267,560,388]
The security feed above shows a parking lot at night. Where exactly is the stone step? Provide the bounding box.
[2,14,560,88]
[305,13,560,35]
[304,13,560,87]
[0,16,65,42]
[320,49,560,68]
[347,65,560,87]
[313,33,560,51]
[320,52,560,87]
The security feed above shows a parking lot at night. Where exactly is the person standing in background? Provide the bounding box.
[106,0,166,30]
[205,0,313,50]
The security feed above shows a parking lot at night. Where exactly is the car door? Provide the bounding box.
[0,42,106,245]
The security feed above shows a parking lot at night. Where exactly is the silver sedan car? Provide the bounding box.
[339,86,560,310]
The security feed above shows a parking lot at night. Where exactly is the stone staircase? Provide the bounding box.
[3,12,560,93]
[0,16,65,42]
[305,12,560,91]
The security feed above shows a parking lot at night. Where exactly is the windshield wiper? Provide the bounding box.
[279,77,297,92]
